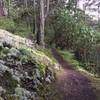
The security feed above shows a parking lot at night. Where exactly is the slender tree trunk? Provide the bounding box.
[98,5,100,23]
[45,0,50,19]
[36,0,50,48]
[39,0,45,48]
[24,0,30,31]
[0,0,5,16]
[33,0,37,35]
[7,0,11,17]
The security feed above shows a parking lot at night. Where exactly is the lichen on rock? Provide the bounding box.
[0,29,60,99]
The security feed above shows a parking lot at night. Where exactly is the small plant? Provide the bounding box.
[37,63,46,77]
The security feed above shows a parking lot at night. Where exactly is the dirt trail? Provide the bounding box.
[52,48,97,100]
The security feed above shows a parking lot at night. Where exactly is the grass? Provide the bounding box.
[59,50,79,67]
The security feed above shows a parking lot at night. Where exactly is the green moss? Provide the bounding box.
[37,63,46,77]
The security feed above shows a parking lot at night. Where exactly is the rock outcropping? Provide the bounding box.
[0,29,35,49]
[0,29,60,100]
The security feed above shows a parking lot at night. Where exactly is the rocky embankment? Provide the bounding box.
[0,29,60,100]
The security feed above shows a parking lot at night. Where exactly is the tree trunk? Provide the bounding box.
[0,0,5,16]
[39,0,45,48]
[33,0,37,35]
[7,0,11,17]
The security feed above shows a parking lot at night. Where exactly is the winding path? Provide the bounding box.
[52,48,97,100]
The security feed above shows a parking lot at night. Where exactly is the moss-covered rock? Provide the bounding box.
[0,29,61,100]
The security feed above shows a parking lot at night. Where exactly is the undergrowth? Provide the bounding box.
[59,50,79,67]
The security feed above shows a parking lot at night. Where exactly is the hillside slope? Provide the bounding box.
[0,29,60,100]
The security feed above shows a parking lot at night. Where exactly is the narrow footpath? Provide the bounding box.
[52,48,97,100]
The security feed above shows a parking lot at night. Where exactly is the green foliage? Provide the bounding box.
[37,63,46,77]
[1,0,100,76]
[0,17,31,37]
[45,7,100,75]
[0,17,15,33]
[59,50,79,67]
[14,23,31,37]
[45,8,95,50]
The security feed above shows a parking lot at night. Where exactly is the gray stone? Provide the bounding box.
[33,69,40,79]
[0,63,10,74]
[15,86,31,100]
[0,86,6,95]
[0,60,5,65]
[0,29,35,49]
[12,75,20,82]
[45,75,51,83]
[13,70,23,81]
[9,48,21,58]
[4,47,9,51]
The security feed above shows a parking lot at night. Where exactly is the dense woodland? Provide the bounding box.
[0,0,100,76]
[0,0,100,100]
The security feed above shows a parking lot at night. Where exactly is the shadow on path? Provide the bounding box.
[52,48,97,100]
